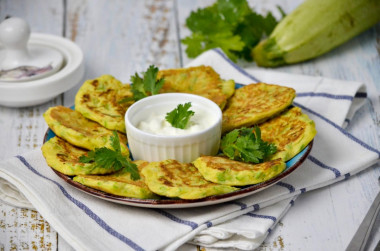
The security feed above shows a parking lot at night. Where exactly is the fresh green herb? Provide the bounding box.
[165,102,195,129]
[120,65,165,102]
[79,131,140,180]
[220,126,277,163]
[182,0,283,62]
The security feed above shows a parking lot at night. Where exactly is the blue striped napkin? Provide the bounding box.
[0,49,379,251]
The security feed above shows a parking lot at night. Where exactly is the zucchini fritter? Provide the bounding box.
[75,75,133,133]
[222,83,296,133]
[141,159,239,199]
[43,106,129,156]
[260,107,317,161]
[73,160,159,199]
[157,65,235,109]
[193,156,285,186]
[42,136,120,175]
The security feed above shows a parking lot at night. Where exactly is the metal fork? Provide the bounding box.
[346,176,380,251]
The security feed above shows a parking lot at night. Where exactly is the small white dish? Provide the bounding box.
[125,93,222,163]
[0,33,84,107]
[0,17,84,107]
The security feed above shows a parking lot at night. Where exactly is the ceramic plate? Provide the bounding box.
[43,83,312,208]
[43,128,312,208]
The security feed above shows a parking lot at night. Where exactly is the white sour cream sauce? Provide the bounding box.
[137,105,215,136]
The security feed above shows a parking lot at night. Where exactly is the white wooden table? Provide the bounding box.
[0,1,379,250]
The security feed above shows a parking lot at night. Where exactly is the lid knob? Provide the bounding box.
[0,17,31,69]
[0,17,63,82]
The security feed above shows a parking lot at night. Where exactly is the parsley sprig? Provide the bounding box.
[165,102,195,129]
[130,65,165,101]
[119,65,165,103]
[182,0,284,62]
[79,131,140,180]
[220,127,277,163]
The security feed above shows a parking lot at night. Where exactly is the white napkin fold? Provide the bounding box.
[191,196,297,250]
[0,49,379,251]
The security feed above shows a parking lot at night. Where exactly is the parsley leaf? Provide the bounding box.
[79,131,140,180]
[127,65,165,102]
[165,102,195,129]
[182,0,283,62]
[220,126,277,163]
[143,65,165,95]
[182,32,244,62]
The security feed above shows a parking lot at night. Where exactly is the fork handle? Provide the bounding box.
[346,191,380,251]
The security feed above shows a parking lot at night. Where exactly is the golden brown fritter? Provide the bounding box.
[73,160,159,199]
[222,83,296,133]
[260,106,317,161]
[141,159,238,199]
[41,136,120,175]
[193,156,285,186]
[157,65,235,109]
[75,75,133,133]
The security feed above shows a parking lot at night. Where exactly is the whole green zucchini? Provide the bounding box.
[252,0,380,67]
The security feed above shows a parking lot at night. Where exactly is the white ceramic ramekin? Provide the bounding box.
[125,93,222,163]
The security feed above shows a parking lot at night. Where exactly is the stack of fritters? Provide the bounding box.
[43,106,129,156]
[42,108,157,199]
[41,65,317,200]
[192,105,316,187]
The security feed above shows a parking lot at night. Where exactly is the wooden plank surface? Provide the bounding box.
[0,0,379,250]
[0,1,64,250]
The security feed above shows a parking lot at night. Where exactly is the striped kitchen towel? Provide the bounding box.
[0,49,379,251]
